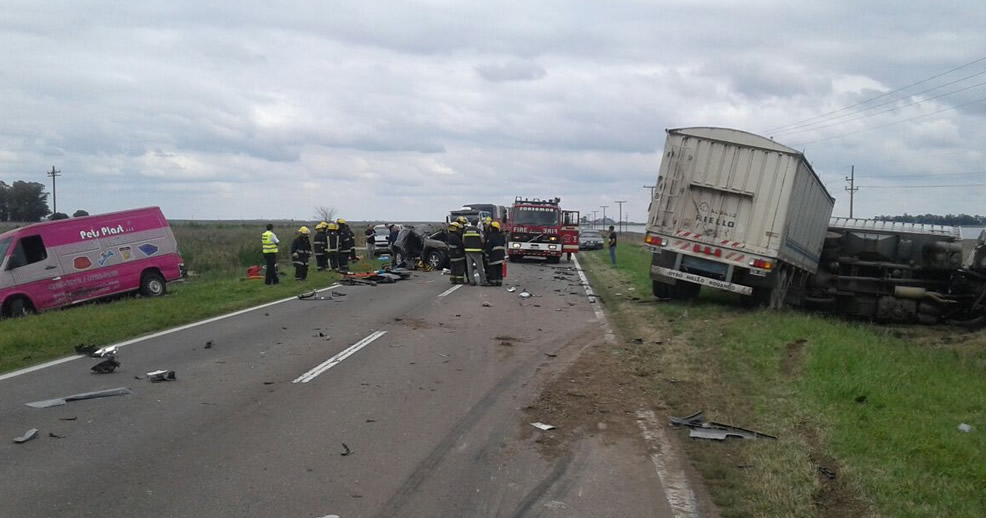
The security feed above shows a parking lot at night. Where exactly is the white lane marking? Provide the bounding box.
[293,330,387,384]
[437,284,462,298]
[0,283,342,383]
[636,409,700,518]
[571,256,613,342]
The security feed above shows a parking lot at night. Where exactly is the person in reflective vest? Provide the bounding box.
[462,219,488,286]
[484,221,506,286]
[446,222,466,284]
[291,226,312,280]
[326,222,340,271]
[313,222,329,271]
[261,223,280,285]
[337,218,354,273]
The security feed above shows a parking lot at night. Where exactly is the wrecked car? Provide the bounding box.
[391,226,451,270]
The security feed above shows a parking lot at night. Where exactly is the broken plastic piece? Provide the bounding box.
[670,410,776,440]
[147,370,177,382]
[92,345,118,358]
[958,423,973,433]
[204,340,214,349]
[531,422,556,431]
[74,343,98,356]
[91,357,121,374]
[13,428,38,443]
[48,432,65,439]
[482,301,492,307]
[298,290,317,299]
[507,287,517,293]
[519,292,531,298]
[26,387,133,409]
[341,443,353,456]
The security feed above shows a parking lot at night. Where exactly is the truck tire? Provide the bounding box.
[7,297,33,318]
[426,250,447,270]
[140,272,167,297]
[652,281,672,300]
[672,281,701,301]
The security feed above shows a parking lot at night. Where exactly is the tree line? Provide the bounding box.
[0,180,88,222]
[874,213,986,226]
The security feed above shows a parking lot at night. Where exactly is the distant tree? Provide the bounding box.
[50,212,70,220]
[6,181,50,222]
[0,182,9,222]
[314,206,337,223]
[874,213,986,226]
[73,209,90,217]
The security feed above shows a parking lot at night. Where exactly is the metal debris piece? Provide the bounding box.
[340,443,353,456]
[147,370,177,383]
[58,416,77,421]
[74,343,98,356]
[670,411,776,441]
[482,301,492,307]
[204,340,214,349]
[92,345,118,358]
[91,357,121,374]
[958,423,973,433]
[48,432,65,439]
[519,292,531,298]
[298,290,317,299]
[531,422,556,431]
[818,466,837,480]
[14,429,38,443]
[507,287,517,293]
[544,352,558,358]
[26,387,133,409]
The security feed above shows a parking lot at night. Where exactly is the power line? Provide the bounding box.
[770,75,986,138]
[860,170,986,179]
[792,94,986,146]
[859,183,986,189]
[763,54,986,134]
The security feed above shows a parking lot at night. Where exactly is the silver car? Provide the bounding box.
[579,229,604,250]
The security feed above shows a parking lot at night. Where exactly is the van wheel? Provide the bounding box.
[140,272,167,297]
[427,250,446,270]
[8,297,34,318]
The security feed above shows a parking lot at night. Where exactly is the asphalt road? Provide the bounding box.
[0,260,675,518]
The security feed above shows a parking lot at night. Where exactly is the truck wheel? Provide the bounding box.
[140,272,167,297]
[671,282,700,301]
[394,251,405,266]
[427,250,447,270]
[652,281,672,300]
[7,297,33,318]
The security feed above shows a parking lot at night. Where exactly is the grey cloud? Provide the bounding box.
[475,61,547,82]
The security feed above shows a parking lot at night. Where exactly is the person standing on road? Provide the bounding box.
[365,225,376,259]
[608,225,617,265]
[261,223,280,285]
[463,219,489,286]
[291,226,312,280]
[327,222,340,271]
[447,222,466,284]
[337,219,354,273]
[484,221,506,286]
[313,222,329,271]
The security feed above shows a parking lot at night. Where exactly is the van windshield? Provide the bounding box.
[513,208,559,226]
[0,237,11,261]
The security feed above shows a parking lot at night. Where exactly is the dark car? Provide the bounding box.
[579,229,604,250]
[391,226,451,269]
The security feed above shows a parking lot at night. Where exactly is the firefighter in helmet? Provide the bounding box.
[313,222,329,271]
[326,222,340,271]
[462,218,488,286]
[447,221,466,284]
[291,226,313,280]
[336,218,355,272]
[484,221,506,286]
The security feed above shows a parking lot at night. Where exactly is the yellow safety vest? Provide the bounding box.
[262,231,278,254]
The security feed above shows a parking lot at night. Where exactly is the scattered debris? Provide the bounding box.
[13,429,38,444]
[454,314,461,317]
[441,268,451,275]
[26,387,133,409]
[854,395,868,404]
[394,317,403,322]
[48,432,65,439]
[92,345,118,358]
[519,291,532,298]
[331,291,346,297]
[281,326,288,330]
[340,443,353,456]
[366,419,377,423]
[298,290,317,299]
[670,411,777,441]
[74,343,98,356]
[818,466,837,480]
[318,332,326,338]
[91,356,121,374]
[264,312,270,316]
[147,370,177,383]
[204,340,214,349]
[58,416,77,421]
[958,423,973,433]
[632,338,644,344]
[263,381,274,385]
[544,352,558,358]
[507,287,517,293]
[531,422,556,431]
[482,301,492,307]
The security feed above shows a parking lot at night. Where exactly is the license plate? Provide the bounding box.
[651,265,753,295]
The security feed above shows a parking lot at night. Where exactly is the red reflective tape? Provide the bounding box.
[725,252,735,259]
[736,254,745,261]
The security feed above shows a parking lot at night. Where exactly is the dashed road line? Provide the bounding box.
[571,256,614,343]
[636,409,701,517]
[0,283,342,383]
[293,330,387,383]
[437,284,463,298]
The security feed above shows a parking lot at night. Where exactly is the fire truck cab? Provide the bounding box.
[507,197,579,263]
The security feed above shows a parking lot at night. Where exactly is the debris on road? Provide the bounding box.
[204,340,214,349]
[13,429,38,444]
[92,345,119,358]
[544,352,558,358]
[298,290,317,299]
[818,466,837,480]
[91,357,121,374]
[58,416,77,421]
[959,423,973,433]
[670,411,777,441]
[74,343,98,356]
[147,370,177,383]
[531,422,556,431]
[482,301,492,307]
[519,291,532,298]
[26,387,133,409]
[48,432,65,439]
[507,287,516,293]
[340,443,353,456]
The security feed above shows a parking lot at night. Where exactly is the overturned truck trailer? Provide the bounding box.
[644,127,834,308]
[807,219,986,324]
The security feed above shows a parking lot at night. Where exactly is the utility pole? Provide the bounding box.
[845,165,858,218]
[643,185,656,199]
[600,205,608,229]
[46,166,61,215]
[614,200,626,234]
[591,210,598,228]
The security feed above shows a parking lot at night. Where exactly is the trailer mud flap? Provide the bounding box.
[651,265,753,296]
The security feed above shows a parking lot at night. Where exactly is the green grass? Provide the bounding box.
[580,244,986,518]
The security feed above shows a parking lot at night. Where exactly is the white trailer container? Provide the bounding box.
[643,127,834,307]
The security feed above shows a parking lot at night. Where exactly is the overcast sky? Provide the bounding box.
[1,1,985,222]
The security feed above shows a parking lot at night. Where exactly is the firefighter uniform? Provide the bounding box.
[447,222,466,284]
[313,222,329,271]
[327,222,340,270]
[463,222,488,286]
[291,226,312,280]
[262,225,280,285]
[484,222,506,286]
[337,219,355,273]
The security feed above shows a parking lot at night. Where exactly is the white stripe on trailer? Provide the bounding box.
[651,265,753,295]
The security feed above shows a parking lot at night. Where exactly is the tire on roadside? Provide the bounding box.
[140,271,167,297]
[6,296,34,318]
[427,250,447,270]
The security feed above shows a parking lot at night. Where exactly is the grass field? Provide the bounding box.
[580,242,986,518]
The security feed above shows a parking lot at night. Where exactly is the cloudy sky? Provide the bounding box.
[1,1,985,223]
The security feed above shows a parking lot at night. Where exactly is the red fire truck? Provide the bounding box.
[507,197,580,263]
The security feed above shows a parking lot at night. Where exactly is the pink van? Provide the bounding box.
[0,206,185,317]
